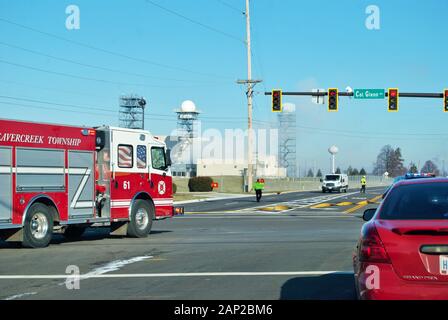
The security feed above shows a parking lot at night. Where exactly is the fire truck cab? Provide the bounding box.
[0,119,176,248]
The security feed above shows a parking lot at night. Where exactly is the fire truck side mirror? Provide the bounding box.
[165,149,172,167]
[96,131,106,151]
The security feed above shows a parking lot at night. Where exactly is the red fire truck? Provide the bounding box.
[0,118,180,248]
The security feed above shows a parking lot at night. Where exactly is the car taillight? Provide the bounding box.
[359,223,391,263]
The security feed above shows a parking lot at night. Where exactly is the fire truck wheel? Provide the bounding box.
[127,200,154,238]
[63,226,87,240]
[22,203,54,248]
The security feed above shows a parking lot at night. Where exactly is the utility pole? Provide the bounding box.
[246,0,253,193]
[237,0,262,192]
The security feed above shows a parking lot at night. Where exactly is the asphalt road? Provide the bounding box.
[0,186,385,300]
[184,186,384,215]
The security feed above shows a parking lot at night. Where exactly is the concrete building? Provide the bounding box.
[196,155,286,178]
[196,159,246,177]
[255,155,287,178]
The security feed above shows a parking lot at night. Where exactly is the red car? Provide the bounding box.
[353,178,448,300]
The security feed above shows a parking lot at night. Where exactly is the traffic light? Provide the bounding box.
[272,89,282,112]
[444,89,448,112]
[388,88,399,112]
[328,88,338,112]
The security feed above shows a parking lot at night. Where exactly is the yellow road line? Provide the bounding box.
[258,205,292,212]
[336,202,353,206]
[345,195,382,214]
[310,203,334,209]
[274,205,291,211]
[258,207,276,212]
[311,201,354,209]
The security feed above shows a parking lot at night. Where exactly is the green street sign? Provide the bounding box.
[354,89,385,99]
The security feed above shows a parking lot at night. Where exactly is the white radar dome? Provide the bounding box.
[181,100,197,112]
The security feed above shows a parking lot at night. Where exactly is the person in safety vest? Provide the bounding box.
[360,176,367,194]
[254,179,265,202]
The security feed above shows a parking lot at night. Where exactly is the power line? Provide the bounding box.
[0,100,180,123]
[296,126,448,141]
[296,128,446,141]
[0,78,108,99]
[0,99,252,125]
[0,58,169,88]
[214,0,245,14]
[0,95,257,126]
[0,95,113,113]
[0,41,227,84]
[0,17,233,79]
[0,101,115,118]
[296,124,446,137]
[0,58,229,89]
[144,0,245,43]
[253,116,448,138]
[0,95,254,121]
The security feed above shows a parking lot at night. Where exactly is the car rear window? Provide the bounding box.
[380,182,448,220]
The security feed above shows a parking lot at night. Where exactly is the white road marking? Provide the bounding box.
[293,192,359,208]
[0,271,354,280]
[0,167,11,174]
[224,202,239,206]
[237,191,359,213]
[2,256,154,300]
[59,255,154,285]
[78,255,153,279]
[4,292,37,300]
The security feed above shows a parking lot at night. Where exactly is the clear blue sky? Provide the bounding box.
[0,0,447,174]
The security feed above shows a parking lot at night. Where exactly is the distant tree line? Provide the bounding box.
[302,144,444,178]
[305,167,366,177]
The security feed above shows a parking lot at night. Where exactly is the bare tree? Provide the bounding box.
[373,145,406,177]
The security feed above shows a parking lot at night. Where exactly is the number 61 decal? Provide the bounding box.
[123,181,131,190]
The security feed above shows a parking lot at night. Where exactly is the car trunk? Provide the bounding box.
[376,220,448,283]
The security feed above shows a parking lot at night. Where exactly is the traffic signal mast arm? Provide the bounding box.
[264,91,444,98]
[266,90,445,112]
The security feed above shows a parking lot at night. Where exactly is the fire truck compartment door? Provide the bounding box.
[0,147,12,222]
[68,151,95,219]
